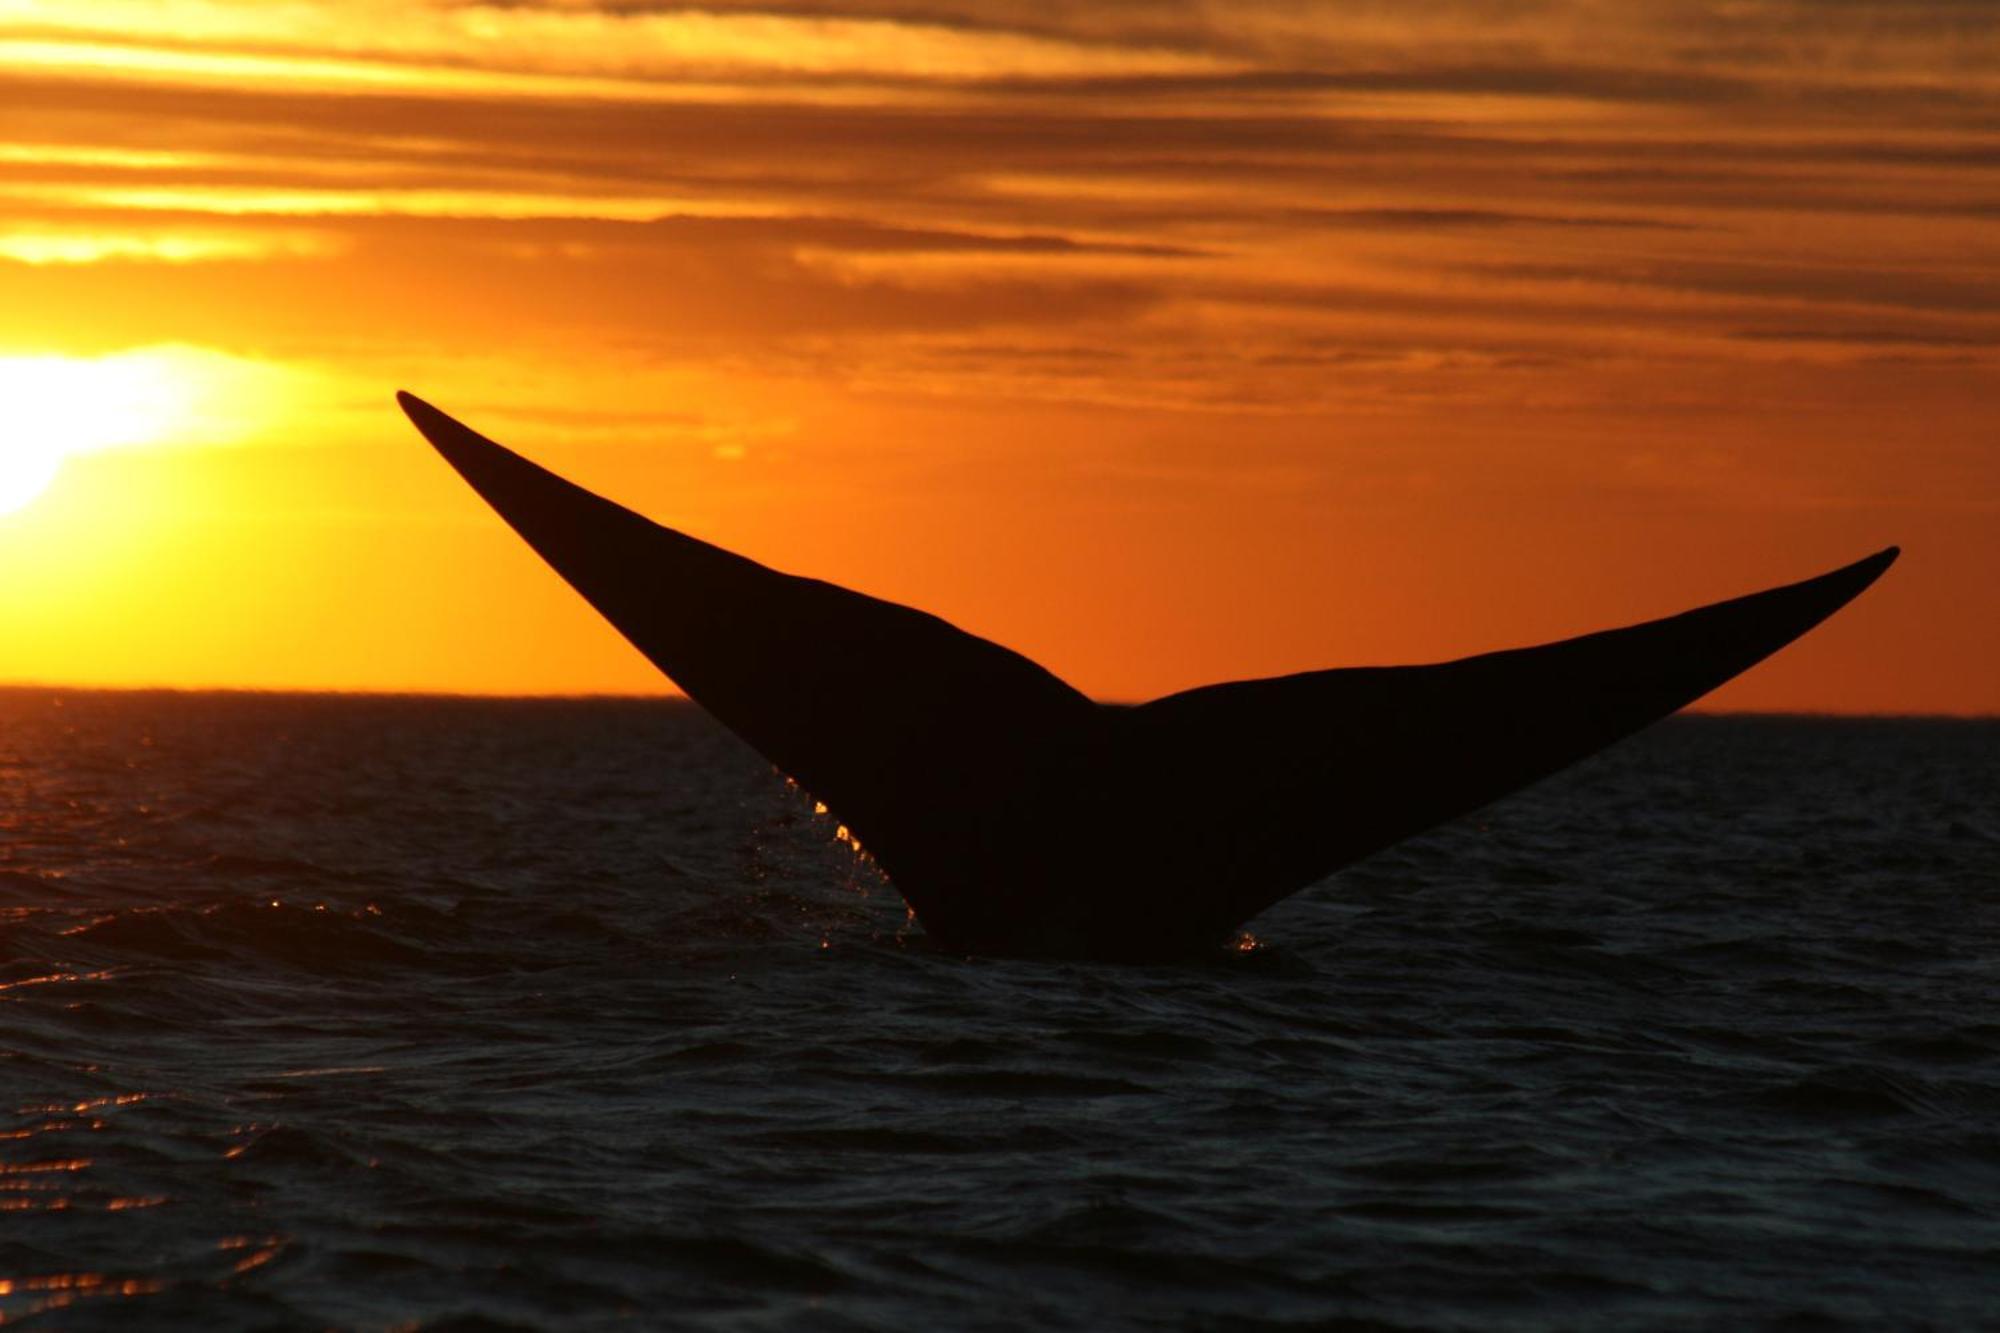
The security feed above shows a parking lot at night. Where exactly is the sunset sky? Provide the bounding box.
[0,1,1993,712]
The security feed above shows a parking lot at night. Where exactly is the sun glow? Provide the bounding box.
[0,443,62,516]
[0,352,202,515]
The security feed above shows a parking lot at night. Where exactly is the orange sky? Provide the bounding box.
[0,1,1993,712]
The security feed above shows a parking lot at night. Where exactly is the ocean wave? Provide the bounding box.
[1,695,1995,1329]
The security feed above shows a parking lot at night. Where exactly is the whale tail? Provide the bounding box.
[399,391,1896,957]
[1120,546,1897,934]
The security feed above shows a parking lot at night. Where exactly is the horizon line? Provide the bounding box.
[0,680,1990,722]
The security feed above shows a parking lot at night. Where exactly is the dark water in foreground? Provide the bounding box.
[2,691,1996,1330]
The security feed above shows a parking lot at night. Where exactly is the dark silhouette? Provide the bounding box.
[398,391,1897,959]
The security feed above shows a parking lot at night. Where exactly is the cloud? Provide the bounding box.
[0,2,1240,84]
[1470,258,2000,318]
[1730,327,2000,348]
[1283,207,1699,232]
[0,226,343,264]
[0,0,1992,404]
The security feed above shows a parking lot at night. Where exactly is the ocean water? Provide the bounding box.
[2,689,1996,1330]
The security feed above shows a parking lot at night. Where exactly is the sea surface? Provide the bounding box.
[2,690,1996,1330]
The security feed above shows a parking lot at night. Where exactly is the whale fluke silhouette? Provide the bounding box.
[398,391,1897,959]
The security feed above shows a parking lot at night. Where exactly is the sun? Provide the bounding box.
[0,352,199,516]
[0,442,63,515]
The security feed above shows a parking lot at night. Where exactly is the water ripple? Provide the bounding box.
[1,692,1996,1329]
